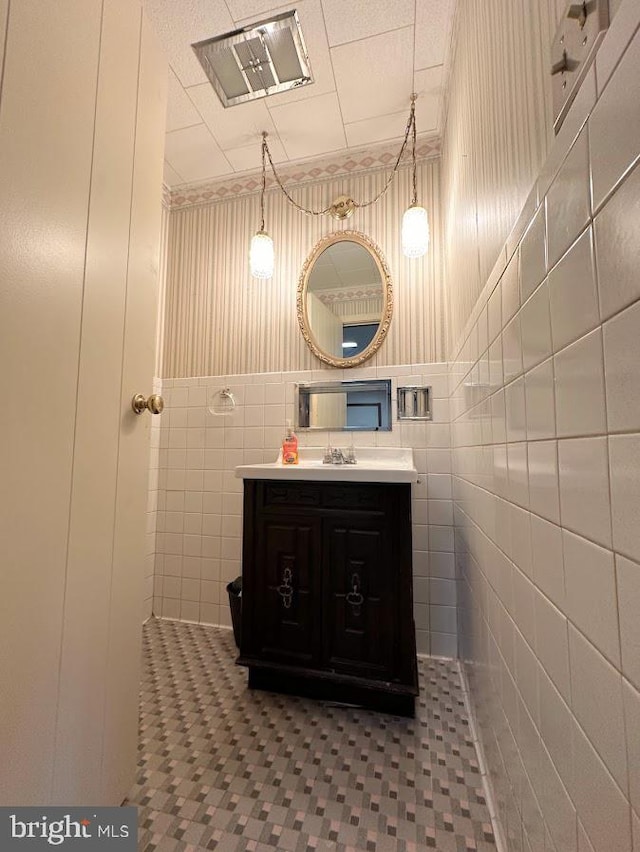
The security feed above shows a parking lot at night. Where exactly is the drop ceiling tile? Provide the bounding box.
[225,138,288,173]
[141,0,235,87]
[146,0,454,193]
[331,26,414,124]
[187,83,280,151]
[268,91,347,160]
[414,65,444,133]
[321,0,414,47]
[225,0,285,19]
[234,0,336,107]
[341,67,443,179]
[414,0,455,70]
[164,124,233,183]
[166,69,203,132]
[163,160,184,187]
[345,110,411,148]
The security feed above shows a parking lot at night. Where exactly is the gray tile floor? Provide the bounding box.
[127,618,496,852]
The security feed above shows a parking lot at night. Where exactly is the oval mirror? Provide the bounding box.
[297,231,393,368]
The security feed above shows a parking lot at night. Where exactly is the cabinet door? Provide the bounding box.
[248,516,321,667]
[322,515,397,680]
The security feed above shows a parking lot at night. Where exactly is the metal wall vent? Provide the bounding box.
[192,10,313,108]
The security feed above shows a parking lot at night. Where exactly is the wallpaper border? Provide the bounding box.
[168,136,441,211]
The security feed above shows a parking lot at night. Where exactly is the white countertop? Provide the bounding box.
[235,447,418,483]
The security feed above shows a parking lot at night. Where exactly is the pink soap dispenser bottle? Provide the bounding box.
[282,420,299,465]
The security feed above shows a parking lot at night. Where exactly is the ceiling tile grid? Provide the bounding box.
[166,69,203,132]
[330,25,415,124]
[321,0,415,47]
[415,0,456,70]
[141,0,456,187]
[164,124,232,183]
[268,91,347,159]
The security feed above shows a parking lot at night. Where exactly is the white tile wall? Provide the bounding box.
[609,434,640,563]
[554,329,607,438]
[616,554,640,691]
[548,226,599,353]
[519,203,547,303]
[568,625,627,790]
[546,127,591,267]
[589,26,640,210]
[502,315,523,384]
[501,253,520,327]
[451,18,640,852]
[594,162,640,321]
[558,437,612,547]
[520,280,552,371]
[527,440,560,524]
[563,529,620,666]
[531,514,565,607]
[524,358,556,440]
[603,300,640,432]
[150,363,456,657]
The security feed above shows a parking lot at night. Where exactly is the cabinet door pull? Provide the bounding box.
[346,573,364,615]
[277,566,294,609]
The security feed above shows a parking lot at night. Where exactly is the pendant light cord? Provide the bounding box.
[411,94,418,207]
[262,136,334,216]
[260,133,267,232]
[355,94,417,210]
[259,95,419,216]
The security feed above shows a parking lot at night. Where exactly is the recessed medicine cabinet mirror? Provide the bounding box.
[297,379,392,431]
[297,231,393,368]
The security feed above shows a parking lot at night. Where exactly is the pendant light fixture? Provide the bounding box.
[249,132,274,279]
[249,94,429,277]
[401,94,430,258]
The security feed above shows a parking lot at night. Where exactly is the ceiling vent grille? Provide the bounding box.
[192,10,313,108]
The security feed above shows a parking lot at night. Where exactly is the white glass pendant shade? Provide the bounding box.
[250,230,274,279]
[402,204,429,258]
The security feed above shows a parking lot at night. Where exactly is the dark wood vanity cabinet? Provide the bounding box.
[238,479,419,716]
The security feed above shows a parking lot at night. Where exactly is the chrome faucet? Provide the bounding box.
[322,443,357,465]
[323,447,357,465]
[331,447,346,465]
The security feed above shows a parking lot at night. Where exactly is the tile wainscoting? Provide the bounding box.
[147,363,457,657]
[450,11,640,851]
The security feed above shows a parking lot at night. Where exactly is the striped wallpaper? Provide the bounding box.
[157,160,444,378]
[157,0,570,374]
[442,0,565,354]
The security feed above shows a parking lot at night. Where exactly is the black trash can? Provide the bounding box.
[227,576,242,649]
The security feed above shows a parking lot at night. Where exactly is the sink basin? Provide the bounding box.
[235,447,418,483]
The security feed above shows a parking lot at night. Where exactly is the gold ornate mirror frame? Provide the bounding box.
[297,230,393,369]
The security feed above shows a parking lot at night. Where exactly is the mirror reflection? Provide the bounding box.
[297,231,392,368]
[297,380,392,431]
[307,240,382,357]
